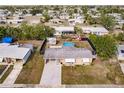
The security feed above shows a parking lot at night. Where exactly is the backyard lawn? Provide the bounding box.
[15,47,44,84]
[0,65,13,84]
[62,61,124,84]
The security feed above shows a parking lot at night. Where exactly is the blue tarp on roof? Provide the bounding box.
[2,37,13,43]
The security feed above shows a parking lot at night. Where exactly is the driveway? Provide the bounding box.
[2,62,23,85]
[40,60,61,87]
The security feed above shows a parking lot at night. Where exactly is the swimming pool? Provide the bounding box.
[63,42,75,47]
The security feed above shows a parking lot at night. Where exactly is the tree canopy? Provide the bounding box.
[0,24,55,40]
[89,34,117,60]
[113,33,124,42]
[100,15,116,30]
[74,26,83,36]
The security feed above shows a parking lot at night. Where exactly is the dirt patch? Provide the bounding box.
[15,40,43,47]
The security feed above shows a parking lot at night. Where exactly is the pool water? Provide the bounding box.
[63,42,75,47]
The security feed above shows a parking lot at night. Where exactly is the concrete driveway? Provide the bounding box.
[2,62,23,85]
[40,60,61,87]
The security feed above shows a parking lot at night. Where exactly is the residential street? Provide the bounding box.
[40,61,61,87]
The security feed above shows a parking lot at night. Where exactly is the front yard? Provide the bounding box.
[62,60,124,84]
[15,47,44,84]
[0,65,13,84]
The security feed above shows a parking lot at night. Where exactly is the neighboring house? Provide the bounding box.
[53,26,75,36]
[117,45,124,60]
[24,14,32,17]
[0,43,32,64]
[81,26,109,36]
[59,13,69,20]
[36,13,42,16]
[49,19,64,24]
[7,19,23,24]
[44,46,95,65]
[0,9,7,17]
[0,18,6,24]
[6,16,24,24]
[68,18,84,26]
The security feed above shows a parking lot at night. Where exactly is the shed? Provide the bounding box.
[47,37,56,45]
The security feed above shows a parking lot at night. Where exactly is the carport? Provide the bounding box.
[45,59,59,64]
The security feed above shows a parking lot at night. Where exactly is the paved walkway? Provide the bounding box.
[1,84,124,88]
[40,61,61,87]
[2,63,23,85]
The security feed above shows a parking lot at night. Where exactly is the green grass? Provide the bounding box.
[15,47,44,84]
[0,65,13,84]
[62,63,124,85]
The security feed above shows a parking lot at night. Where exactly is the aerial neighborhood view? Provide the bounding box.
[1,5,124,88]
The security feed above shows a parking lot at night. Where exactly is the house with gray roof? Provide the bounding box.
[43,46,95,65]
[117,45,124,60]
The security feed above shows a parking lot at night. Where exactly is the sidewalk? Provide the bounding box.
[2,63,23,85]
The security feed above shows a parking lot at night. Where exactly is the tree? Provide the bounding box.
[43,13,51,22]
[0,23,55,41]
[82,6,89,15]
[30,8,43,16]
[74,8,78,13]
[84,14,97,25]
[89,34,117,60]
[100,15,116,30]
[0,26,6,39]
[74,26,83,36]
[114,33,124,42]
[122,24,124,33]
[22,10,28,15]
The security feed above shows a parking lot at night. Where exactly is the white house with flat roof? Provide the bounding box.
[0,44,31,64]
[52,26,75,36]
[117,45,124,61]
[81,26,109,36]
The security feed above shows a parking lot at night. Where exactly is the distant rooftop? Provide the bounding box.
[52,26,74,32]
[81,26,108,33]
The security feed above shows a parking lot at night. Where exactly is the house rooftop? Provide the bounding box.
[52,26,74,32]
[81,26,108,33]
[118,45,124,54]
[44,47,93,59]
[0,46,30,59]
